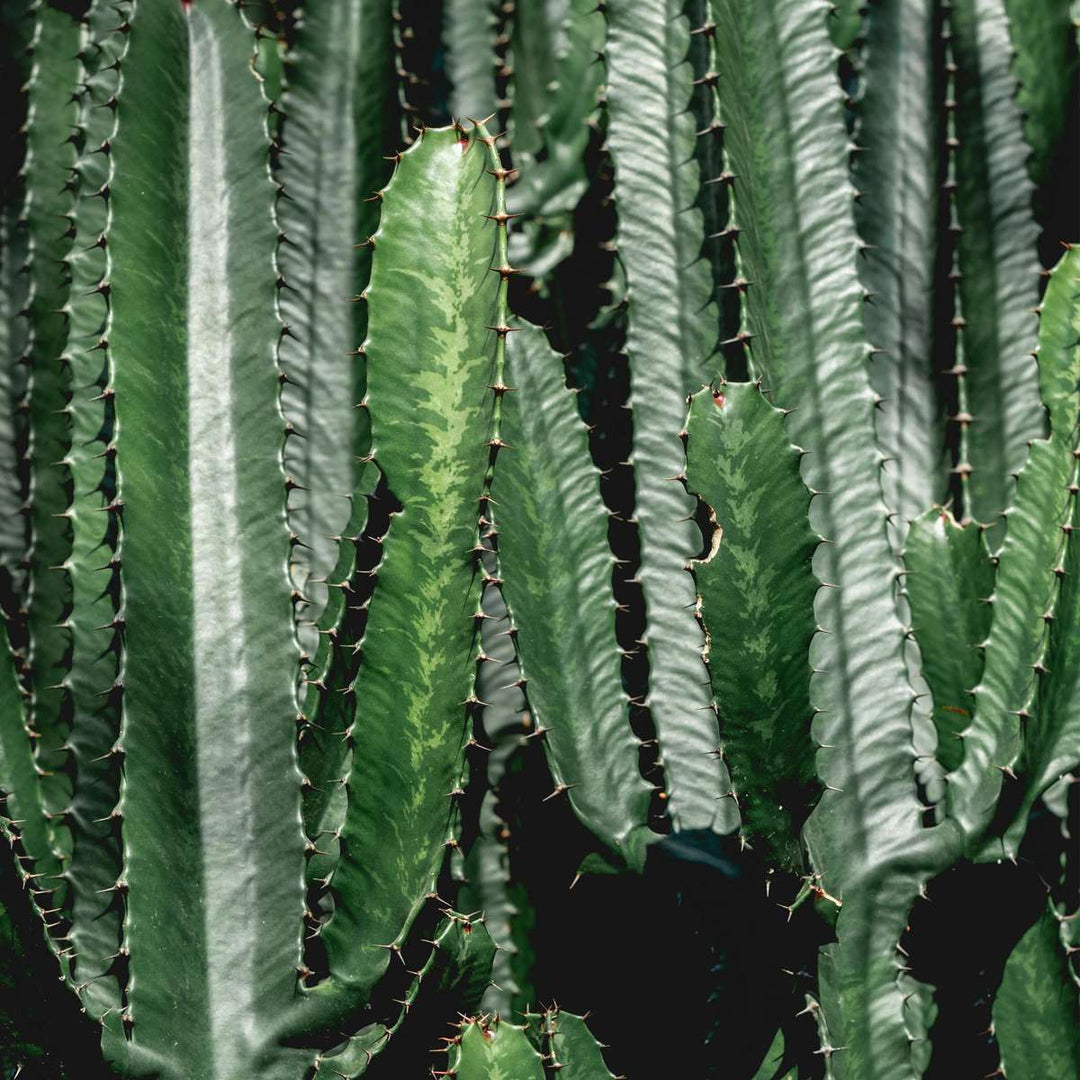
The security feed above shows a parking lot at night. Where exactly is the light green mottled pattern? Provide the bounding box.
[605,0,733,832]
[320,126,498,1001]
[105,2,304,1076]
[61,0,133,1024]
[277,0,393,634]
[903,512,994,773]
[450,1018,547,1080]
[685,383,818,871]
[948,248,1080,856]
[495,325,652,871]
[950,0,1045,530]
[707,2,930,1074]
[994,905,1080,1079]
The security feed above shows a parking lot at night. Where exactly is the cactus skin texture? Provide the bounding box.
[0,0,1076,1077]
[440,1015,547,1079]
[684,381,819,873]
[993,903,1080,1080]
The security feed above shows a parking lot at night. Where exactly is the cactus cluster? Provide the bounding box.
[0,1,1077,1078]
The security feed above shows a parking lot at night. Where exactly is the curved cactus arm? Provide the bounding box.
[947,248,1080,854]
[533,1008,620,1079]
[998,255,1080,854]
[443,0,497,122]
[1002,0,1078,195]
[61,0,135,1022]
[102,2,305,1076]
[902,511,994,773]
[314,913,496,1078]
[493,324,653,872]
[993,903,1080,1079]
[313,124,505,1011]
[705,1,937,1071]
[604,0,734,833]
[949,440,1075,845]
[443,1016,547,1079]
[684,382,818,872]
[22,0,82,902]
[1005,499,1080,853]
[277,0,394,636]
[949,0,1045,530]
[817,865,947,1080]
[854,0,952,532]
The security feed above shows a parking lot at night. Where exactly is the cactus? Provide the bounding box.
[0,0,1077,1077]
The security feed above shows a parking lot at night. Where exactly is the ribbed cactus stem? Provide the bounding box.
[477,116,512,496]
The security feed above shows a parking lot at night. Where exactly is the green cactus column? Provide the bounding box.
[103,2,305,1076]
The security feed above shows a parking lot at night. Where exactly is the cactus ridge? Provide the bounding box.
[61,0,135,1025]
[22,0,82,928]
[274,0,394,648]
[949,0,1046,532]
[946,247,1080,856]
[605,0,734,834]
[494,323,654,871]
[685,380,820,872]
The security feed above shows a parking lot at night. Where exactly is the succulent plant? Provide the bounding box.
[0,0,1076,1078]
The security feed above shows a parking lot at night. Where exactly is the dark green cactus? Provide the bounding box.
[0,0,1076,1077]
